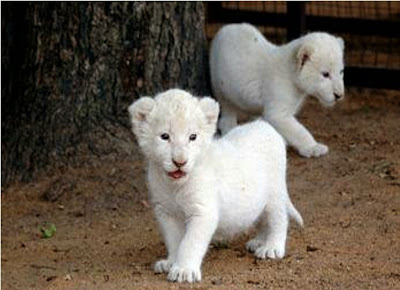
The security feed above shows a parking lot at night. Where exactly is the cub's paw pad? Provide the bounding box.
[245,239,263,253]
[154,259,172,273]
[167,265,201,283]
[254,242,285,260]
[299,143,328,158]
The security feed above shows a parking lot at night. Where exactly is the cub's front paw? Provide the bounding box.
[299,143,328,158]
[167,264,201,283]
[154,259,173,273]
[254,241,285,260]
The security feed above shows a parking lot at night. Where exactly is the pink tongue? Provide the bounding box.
[168,170,185,179]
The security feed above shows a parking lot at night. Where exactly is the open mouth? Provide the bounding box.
[167,169,186,180]
[317,96,335,107]
[323,100,335,107]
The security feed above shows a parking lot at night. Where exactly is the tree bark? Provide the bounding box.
[1,2,208,187]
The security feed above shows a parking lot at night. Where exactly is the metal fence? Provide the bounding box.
[207,2,400,89]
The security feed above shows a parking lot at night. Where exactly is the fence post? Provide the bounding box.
[287,2,306,41]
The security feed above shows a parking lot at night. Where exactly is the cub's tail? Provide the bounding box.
[287,200,304,228]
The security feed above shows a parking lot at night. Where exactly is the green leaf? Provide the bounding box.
[40,223,56,239]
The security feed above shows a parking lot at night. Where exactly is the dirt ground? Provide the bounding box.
[2,88,400,289]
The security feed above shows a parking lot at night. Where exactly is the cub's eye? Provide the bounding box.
[160,133,170,141]
[189,134,197,141]
[322,72,330,78]
[340,69,344,75]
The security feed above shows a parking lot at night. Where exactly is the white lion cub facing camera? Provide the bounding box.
[128,89,303,283]
[210,23,345,158]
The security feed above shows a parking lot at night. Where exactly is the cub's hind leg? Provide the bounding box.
[246,202,288,259]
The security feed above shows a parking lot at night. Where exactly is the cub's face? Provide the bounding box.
[128,89,219,182]
[296,34,345,107]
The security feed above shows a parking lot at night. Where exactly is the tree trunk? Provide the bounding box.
[1,2,208,187]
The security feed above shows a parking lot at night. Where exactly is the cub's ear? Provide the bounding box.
[199,97,220,125]
[128,97,155,126]
[297,43,315,71]
[336,36,345,51]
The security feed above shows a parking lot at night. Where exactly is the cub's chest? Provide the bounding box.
[152,191,204,220]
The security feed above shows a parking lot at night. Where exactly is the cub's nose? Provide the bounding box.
[334,93,343,101]
[173,160,187,168]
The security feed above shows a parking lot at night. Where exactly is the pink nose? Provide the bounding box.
[173,160,187,168]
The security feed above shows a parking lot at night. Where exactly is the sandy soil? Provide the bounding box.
[2,88,400,289]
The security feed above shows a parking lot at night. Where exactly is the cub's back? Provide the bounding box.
[223,119,286,161]
[210,23,277,112]
[209,119,287,190]
[210,23,275,56]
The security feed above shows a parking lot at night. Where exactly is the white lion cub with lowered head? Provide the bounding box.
[128,89,303,283]
[210,23,345,158]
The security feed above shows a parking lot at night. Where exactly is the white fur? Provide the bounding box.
[128,89,303,283]
[210,23,345,158]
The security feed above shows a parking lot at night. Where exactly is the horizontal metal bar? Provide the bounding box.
[207,3,287,26]
[345,67,400,89]
[306,16,400,37]
[207,4,400,37]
